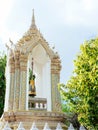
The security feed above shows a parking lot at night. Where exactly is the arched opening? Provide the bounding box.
[27,44,51,111]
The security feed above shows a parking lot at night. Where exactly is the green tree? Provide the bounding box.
[0,54,6,116]
[59,38,98,130]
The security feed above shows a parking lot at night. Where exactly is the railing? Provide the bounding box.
[2,122,63,130]
[28,97,47,110]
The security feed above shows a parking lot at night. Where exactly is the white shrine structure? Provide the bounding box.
[1,11,67,129]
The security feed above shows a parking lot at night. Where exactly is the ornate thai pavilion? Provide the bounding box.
[0,11,67,130]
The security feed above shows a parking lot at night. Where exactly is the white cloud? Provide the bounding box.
[0,0,14,26]
[54,0,98,27]
[1,28,20,45]
[83,0,94,11]
[1,0,98,47]
[0,0,16,45]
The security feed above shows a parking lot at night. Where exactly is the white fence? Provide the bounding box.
[2,122,63,130]
[2,122,86,130]
[68,123,86,130]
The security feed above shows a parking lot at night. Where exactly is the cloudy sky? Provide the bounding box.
[0,0,98,83]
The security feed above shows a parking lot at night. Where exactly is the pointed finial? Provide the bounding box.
[3,122,12,130]
[43,123,51,130]
[17,122,25,130]
[32,9,35,25]
[68,123,75,130]
[56,123,63,130]
[30,9,36,29]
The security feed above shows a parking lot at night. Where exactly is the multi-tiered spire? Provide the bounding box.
[30,9,37,29]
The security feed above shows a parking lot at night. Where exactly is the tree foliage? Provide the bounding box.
[0,54,6,116]
[59,38,98,130]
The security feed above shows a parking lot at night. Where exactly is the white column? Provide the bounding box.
[9,57,15,111]
[4,54,15,111]
[4,53,10,111]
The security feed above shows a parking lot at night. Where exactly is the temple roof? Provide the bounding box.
[15,10,60,59]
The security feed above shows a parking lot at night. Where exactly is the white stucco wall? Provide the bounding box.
[42,60,51,111]
[4,52,10,111]
[26,60,29,110]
